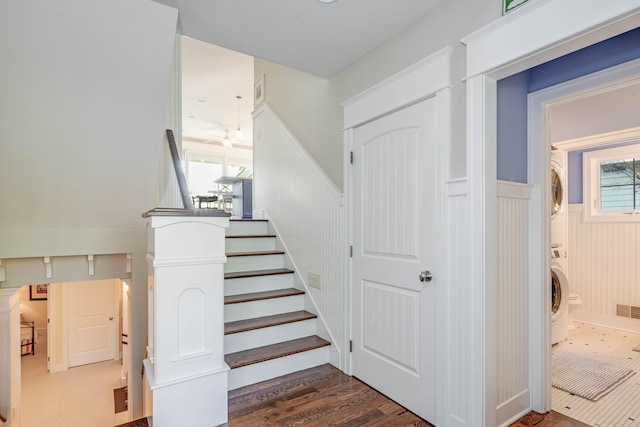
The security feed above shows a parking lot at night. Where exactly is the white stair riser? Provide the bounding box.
[225,254,284,273]
[227,221,269,236]
[228,346,330,390]
[225,295,304,322]
[226,237,276,253]
[224,274,294,296]
[224,319,317,354]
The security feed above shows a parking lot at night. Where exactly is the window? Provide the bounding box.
[584,144,640,222]
[184,153,223,196]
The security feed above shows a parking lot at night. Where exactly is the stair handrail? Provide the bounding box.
[165,129,193,209]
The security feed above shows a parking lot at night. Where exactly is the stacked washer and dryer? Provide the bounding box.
[550,148,581,345]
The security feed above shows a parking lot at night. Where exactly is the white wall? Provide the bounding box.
[256,1,501,190]
[0,0,178,420]
[253,60,343,189]
[568,204,640,331]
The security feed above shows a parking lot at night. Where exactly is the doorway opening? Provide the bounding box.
[530,56,640,427]
[19,278,131,426]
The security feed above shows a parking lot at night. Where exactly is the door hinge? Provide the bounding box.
[350,151,354,164]
[349,245,353,257]
[349,340,353,352]
[47,356,50,361]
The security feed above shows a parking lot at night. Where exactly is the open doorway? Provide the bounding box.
[180,36,254,217]
[19,278,131,427]
[530,54,640,426]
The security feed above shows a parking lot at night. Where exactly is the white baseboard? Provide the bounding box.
[572,310,640,334]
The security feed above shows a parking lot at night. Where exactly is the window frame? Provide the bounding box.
[583,143,640,222]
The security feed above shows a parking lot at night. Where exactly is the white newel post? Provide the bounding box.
[142,209,230,427]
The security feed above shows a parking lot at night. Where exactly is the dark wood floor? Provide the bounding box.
[511,410,589,427]
[117,365,589,427]
[223,363,430,426]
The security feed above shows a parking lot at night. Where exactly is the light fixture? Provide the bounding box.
[235,95,242,139]
[317,0,338,3]
[222,130,233,147]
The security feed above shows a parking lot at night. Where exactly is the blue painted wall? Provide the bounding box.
[496,27,640,183]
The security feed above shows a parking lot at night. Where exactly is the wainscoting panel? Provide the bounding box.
[568,204,640,329]
[446,180,470,427]
[496,181,531,424]
[252,104,346,365]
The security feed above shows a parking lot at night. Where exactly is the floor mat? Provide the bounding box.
[552,351,635,401]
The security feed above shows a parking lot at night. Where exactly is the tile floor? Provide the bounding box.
[21,341,129,427]
[552,322,640,426]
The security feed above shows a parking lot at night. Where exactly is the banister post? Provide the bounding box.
[142,208,230,426]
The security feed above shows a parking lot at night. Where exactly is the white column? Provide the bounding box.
[0,289,20,427]
[143,210,230,427]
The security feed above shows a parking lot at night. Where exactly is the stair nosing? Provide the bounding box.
[226,234,276,239]
[224,268,294,280]
[225,310,316,335]
[225,336,330,369]
[224,288,305,305]
[226,250,285,257]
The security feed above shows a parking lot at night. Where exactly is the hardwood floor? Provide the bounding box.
[511,411,590,427]
[117,365,588,427]
[224,363,430,426]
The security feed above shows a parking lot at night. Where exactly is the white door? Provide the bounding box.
[352,98,438,422]
[68,279,117,367]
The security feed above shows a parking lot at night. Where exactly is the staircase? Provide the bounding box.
[223,219,331,390]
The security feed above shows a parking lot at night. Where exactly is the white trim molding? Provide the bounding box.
[497,180,532,200]
[342,47,452,129]
[462,0,640,79]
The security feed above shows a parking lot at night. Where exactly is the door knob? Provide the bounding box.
[109,317,114,321]
[419,271,433,282]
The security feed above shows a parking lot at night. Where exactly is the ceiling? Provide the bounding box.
[181,37,254,147]
[153,0,443,78]
[171,0,443,149]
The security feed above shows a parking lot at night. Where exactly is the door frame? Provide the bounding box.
[528,57,640,413]
[462,1,640,424]
[343,47,451,427]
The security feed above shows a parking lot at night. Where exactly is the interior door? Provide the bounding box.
[68,279,116,367]
[352,98,438,422]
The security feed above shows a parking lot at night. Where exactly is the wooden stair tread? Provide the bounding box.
[226,234,276,239]
[224,268,293,280]
[226,250,284,257]
[225,288,304,305]
[225,310,316,335]
[225,336,330,369]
